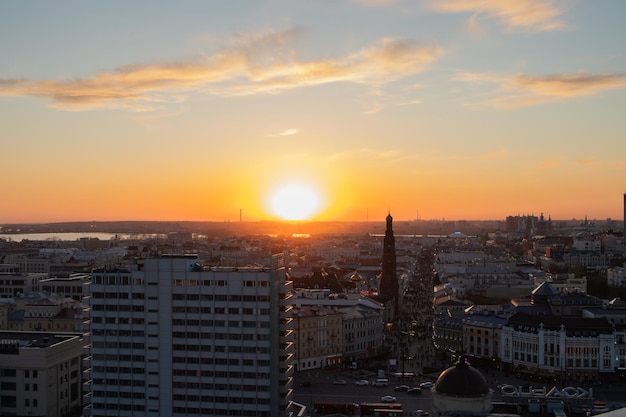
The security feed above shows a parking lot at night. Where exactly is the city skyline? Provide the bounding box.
[1,1,626,223]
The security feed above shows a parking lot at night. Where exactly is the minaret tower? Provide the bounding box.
[380,212,398,318]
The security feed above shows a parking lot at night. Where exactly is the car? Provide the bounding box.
[407,387,422,394]
[299,381,312,387]
[372,378,389,387]
[333,379,347,385]
[381,395,397,403]
[355,379,369,386]
[412,410,429,417]
[394,385,410,392]
[420,381,435,389]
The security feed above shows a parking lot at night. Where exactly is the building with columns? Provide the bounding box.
[500,312,614,383]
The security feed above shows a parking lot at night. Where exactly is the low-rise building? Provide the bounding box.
[292,289,385,365]
[607,266,626,288]
[292,305,343,371]
[0,268,45,298]
[0,331,83,417]
[8,292,84,333]
[582,298,626,371]
[462,312,507,367]
[500,312,614,383]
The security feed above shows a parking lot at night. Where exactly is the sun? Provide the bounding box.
[270,183,321,221]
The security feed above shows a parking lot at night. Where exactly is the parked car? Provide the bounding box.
[355,379,369,386]
[420,381,435,389]
[394,385,410,392]
[333,379,347,385]
[381,395,397,403]
[407,387,422,394]
[299,381,312,387]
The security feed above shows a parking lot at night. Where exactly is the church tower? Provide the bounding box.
[380,212,398,319]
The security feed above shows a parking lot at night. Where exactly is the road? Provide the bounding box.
[292,365,626,416]
[293,368,435,415]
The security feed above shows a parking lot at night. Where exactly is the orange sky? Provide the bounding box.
[1,1,625,223]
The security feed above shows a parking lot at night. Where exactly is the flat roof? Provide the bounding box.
[0,331,79,349]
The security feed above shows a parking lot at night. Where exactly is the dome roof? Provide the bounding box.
[434,360,489,397]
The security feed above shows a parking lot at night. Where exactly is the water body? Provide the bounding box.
[0,232,158,242]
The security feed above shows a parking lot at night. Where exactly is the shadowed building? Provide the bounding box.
[379,213,399,321]
[86,255,295,417]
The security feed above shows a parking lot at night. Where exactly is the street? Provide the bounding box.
[292,362,626,416]
[292,367,435,415]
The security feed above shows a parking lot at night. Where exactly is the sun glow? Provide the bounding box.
[269,183,321,221]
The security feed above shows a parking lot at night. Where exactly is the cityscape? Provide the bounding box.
[1,201,626,416]
[2,1,626,417]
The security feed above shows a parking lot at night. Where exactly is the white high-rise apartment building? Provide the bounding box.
[85,255,295,417]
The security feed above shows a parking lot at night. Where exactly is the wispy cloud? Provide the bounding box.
[464,13,486,37]
[268,129,300,137]
[455,71,626,108]
[510,73,626,97]
[431,0,565,32]
[0,28,443,111]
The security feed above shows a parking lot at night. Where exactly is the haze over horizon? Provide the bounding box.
[2,1,625,224]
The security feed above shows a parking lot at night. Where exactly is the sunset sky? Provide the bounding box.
[1,1,625,224]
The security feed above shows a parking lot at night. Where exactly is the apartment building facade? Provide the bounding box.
[292,305,343,371]
[0,331,83,417]
[86,255,295,417]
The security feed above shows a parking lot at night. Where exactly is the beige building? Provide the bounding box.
[8,292,84,333]
[292,305,343,370]
[462,313,507,365]
[291,290,385,366]
[0,331,83,417]
[339,304,385,362]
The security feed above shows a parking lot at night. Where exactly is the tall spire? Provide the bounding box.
[380,213,398,318]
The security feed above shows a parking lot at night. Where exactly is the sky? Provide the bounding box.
[1,0,625,224]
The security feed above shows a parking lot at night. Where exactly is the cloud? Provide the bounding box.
[0,29,443,111]
[510,73,626,97]
[464,13,486,36]
[268,129,300,137]
[456,71,626,108]
[431,0,565,32]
